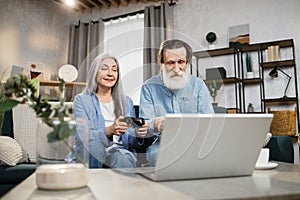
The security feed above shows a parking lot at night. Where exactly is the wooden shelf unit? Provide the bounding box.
[193,39,298,132]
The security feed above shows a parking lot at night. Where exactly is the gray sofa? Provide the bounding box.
[0,110,35,197]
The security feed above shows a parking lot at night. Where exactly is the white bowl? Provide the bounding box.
[36,163,88,190]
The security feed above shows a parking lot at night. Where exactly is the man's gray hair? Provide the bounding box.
[85,54,126,116]
[157,39,193,64]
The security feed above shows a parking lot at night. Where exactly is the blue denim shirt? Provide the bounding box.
[139,74,214,134]
[73,92,139,167]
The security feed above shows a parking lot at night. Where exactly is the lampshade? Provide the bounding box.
[268,67,278,78]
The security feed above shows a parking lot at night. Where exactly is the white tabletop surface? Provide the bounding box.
[2,162,300,200]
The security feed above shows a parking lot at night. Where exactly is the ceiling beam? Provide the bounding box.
[71,3,84,13]
[96,0,110,9]
[86,0,102,10]
[108,0,120,8]
[120,0,129,6]
[76,0,92,12]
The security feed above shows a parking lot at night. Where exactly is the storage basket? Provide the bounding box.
[268,107,297,136]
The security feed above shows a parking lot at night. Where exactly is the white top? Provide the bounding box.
[100,101,115,127]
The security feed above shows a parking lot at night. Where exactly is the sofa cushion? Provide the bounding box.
[265,136,294,163]
[13,104,39,162]
[0,136,29,166]
[12,102,74,163]
[0,163,36,184]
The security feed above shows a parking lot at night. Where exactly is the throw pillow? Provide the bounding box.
[0,136,29,166]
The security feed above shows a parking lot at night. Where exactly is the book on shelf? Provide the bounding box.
[266,45,280,62]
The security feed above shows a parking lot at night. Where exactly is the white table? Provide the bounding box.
[2,162,300,200]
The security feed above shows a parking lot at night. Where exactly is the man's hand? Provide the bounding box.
[135,122,148,138]
[154,116,165,133]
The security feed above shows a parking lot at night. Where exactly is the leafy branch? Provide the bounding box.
[0,73,74,143]
[0,74,87,166]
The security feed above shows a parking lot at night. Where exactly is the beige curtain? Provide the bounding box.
[143,2,174,82]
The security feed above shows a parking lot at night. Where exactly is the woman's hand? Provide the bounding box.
[106,116,130,137]
[135,122,149,138]
[154,116,165,133]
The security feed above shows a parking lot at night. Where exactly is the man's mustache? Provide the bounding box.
[169,71,185,78]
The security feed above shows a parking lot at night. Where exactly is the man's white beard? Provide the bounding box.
[162,66,189,90]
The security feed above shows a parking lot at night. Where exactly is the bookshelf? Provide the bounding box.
[193,39,299,135]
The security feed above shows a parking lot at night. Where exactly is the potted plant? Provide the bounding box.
[0,73,89,190]
[208,80,222,106]
[246,53,254,78]
[206,32,217,50]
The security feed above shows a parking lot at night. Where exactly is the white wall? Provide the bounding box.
[173,0,300,111]
[1,0,300,111]
[0,0,157,81]
[0,0,77,80]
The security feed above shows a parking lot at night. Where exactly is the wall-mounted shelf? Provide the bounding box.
[39,80,86,87]
[262,97,297,103]
[260,60,295,68]
[241,78,261,84]
[205,77,239,84]
[38,80,86,102]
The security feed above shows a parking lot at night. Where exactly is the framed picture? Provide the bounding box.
[28,62,45,81]
[10,65,24,77]
[228,24,250,48]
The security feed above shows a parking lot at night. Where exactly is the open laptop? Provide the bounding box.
[139,113,273,181]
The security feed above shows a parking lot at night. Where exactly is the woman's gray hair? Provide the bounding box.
[85,54,127,116]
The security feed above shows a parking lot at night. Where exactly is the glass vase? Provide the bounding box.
[36,118,89,190]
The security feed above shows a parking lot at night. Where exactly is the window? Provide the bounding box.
[104,14,144,105]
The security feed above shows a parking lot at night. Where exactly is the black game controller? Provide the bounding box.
[124,117,145,127]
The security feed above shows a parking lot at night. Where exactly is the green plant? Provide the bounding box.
[208,80,222,103]
[206,32,217,44]
[0,74,84,164]
[246,53,253,72]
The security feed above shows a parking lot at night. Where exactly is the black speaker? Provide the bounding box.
[206,67,226,80]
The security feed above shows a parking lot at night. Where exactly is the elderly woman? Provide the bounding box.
[73,54,148,168]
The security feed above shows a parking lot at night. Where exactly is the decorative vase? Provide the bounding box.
[36,118,89,190]
[208,44,216,50]
[247,103,254,113]
[246,72,254,79]
[212,102,218,107]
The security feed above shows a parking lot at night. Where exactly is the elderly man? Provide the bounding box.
[139,39,214,166]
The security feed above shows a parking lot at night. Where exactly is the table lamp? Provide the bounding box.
[268,67,291,99]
